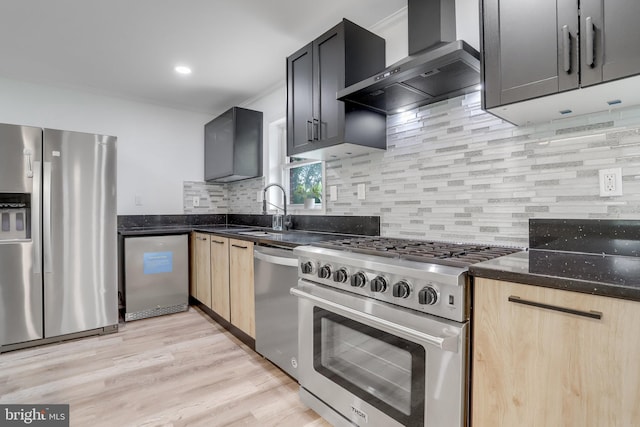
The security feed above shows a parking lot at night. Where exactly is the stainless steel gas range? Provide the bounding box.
[291,237,521,427]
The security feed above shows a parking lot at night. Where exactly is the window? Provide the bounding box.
[266,118,325,213]
[286,158,324,209]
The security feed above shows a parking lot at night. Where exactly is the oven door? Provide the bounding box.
[292,280,468,427]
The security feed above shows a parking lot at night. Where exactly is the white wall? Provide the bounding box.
[0,77,211,214]
[0,5,478,216]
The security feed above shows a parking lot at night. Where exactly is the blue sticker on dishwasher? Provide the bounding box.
[143,251,173,274]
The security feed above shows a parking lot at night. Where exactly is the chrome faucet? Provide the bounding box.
[262,183,292,230]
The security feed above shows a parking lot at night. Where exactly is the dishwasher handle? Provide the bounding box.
[254,247,299,267]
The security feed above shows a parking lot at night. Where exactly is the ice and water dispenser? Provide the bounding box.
[0,193,30,241]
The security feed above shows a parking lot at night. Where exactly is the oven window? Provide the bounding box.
[313,307,425,426]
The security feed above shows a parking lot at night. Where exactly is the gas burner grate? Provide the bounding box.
[314,237,522,267]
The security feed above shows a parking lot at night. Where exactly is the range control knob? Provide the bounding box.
[318,264,332,280]
[300,261,314,275]
[333,268,349,283]
[370,276,388,293]
[392,281,411,299]
[350,272,367,288]
[418,287,438,305]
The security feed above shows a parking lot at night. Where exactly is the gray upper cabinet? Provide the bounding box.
[581,0,640,87]
[288,43,314,155]
[205,107,263,183]
[482,0,640,111]
[287,19,387,160]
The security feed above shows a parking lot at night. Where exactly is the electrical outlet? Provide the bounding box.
[357,183,366,200]
[257,191,263,202]
[134,195,142,206]
[599,168,623,196]
[192,196,200,207]
[330,185,338,201]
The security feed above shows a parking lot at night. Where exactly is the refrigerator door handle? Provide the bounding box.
[24,148,34,178]
[43,161,53,273]
[32,160,42,275]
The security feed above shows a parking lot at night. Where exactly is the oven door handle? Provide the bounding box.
[291,287,459,353]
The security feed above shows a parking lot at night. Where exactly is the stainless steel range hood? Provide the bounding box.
[337,0,481,115]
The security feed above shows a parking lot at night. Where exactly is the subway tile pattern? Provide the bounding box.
[183,180,228,214]
[226,176,265,214]
[183,177,265,215]
[325,92,640,247]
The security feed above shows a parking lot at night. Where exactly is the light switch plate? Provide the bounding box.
[357,183,366,200]
[192,196,200,207]
[330,186,338,201]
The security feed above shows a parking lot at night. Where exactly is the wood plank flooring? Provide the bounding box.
[0,307,331,427]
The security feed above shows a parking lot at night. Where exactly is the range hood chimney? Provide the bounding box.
[337,0,480,115]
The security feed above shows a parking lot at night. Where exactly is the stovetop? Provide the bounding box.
[313,236,521,268]
[296,238,522,322]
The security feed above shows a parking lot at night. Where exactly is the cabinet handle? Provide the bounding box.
[306,120,313,142]
[562,25,571,73]
[508,296,602,320]
[585,16,595,67]
[312,119,319,140]
[211,239,225,244]
[197,236,208,241]
[232,244,248,249]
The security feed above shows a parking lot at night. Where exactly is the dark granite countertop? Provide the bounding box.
[469,250,640,302]
[117,214,379,246]
[194,227,348,248]
[118,224,250,236]
[119,224,349,248]
[118,226,196,236]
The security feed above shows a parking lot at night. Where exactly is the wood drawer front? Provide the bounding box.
[472,278,640,427]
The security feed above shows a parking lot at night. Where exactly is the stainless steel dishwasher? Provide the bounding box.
[254,244,299,380]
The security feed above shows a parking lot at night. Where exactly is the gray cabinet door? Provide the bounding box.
[483,0,579,108]
[287,24,347,155]
[581,0,640,87]
[314,25,345,149]
[286,20,385,158]
[287,43,314,156]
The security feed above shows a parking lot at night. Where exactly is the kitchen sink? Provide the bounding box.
[236,231,282,237]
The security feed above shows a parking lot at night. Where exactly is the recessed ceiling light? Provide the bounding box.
[174,65,192,75]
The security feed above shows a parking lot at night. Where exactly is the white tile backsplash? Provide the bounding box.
[185,92,640,246]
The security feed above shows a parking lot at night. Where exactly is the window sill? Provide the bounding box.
[288,204,325,215]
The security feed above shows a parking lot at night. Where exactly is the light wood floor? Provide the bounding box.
[0,307,330,427]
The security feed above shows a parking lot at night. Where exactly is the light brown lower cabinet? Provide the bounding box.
[472,278,640,427]
[210,236,230,321]
[229,238,255,338]
[189,232,197,298]
[190,234,254,338]
[193,232,212,308]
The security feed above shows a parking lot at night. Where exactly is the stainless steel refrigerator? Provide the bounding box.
[0,122,118,351]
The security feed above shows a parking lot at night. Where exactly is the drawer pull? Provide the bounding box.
[211,240,225,244]
[508,296,602,320]
[232,244,248,249]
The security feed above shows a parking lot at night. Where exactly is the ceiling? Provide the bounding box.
[0,0,406,115]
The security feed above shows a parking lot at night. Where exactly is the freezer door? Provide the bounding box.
[43,129,118,338]
[0,123,44,346]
